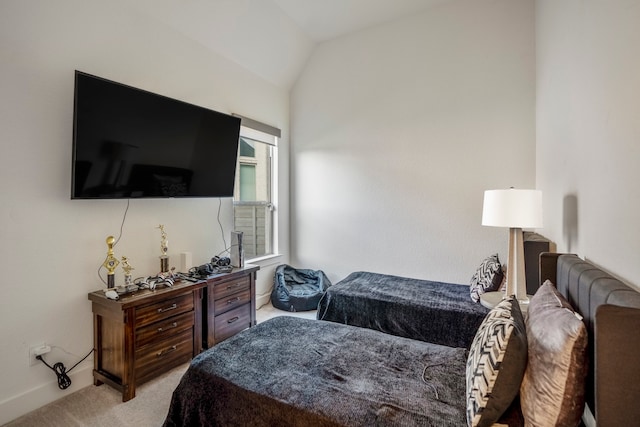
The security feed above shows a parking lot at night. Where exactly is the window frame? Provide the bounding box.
[233,117,279,261]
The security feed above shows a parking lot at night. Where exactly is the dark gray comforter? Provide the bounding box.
[317,272,489,349]
[163,316,469,427]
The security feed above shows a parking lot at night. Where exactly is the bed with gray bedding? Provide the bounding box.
[163,315,470,427]
[163,254,640,426]
[317,272,489,348]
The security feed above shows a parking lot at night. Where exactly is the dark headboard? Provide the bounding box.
[523,232,553,294]
[540,253,640,427]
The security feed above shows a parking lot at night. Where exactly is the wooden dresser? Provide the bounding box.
[88,265,258,401]
[203,265,259,348]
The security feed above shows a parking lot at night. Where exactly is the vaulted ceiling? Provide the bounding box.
[132,0,451,88]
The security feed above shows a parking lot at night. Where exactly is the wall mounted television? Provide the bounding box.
[72,71,241,199]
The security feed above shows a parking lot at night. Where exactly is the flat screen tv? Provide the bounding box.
[72,71,241,199]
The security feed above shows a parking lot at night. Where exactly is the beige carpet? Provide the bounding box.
[4,304,316,426]
[4,363,188,427]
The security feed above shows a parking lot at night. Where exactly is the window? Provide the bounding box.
[233,116,280,260]
[238,163,256,201]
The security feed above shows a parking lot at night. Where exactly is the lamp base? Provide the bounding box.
[505,227,528,303]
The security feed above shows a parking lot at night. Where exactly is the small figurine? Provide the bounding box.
[157,224,168,255]
[157,224,169,273]
[102,236,120,288]
[121,256,134,286]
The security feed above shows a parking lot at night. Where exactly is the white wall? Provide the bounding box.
[0,0,289,423]
[536,0,640,289]
[290,0,536,284]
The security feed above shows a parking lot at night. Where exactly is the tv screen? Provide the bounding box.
[72,71,241,199]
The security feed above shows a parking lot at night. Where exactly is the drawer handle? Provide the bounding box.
[157,345,177,357]
[227,316,240,324]
[157,322,178,332]
[157,303,178,313]
[226,283,242,290]
[226,297,240,305]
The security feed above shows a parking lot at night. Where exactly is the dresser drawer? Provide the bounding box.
[135,329,193,384]
[135,311,194,348]
[214,288,251,316]
[213,276,250,300]
[135,293,194,327]
[215,303,251,343]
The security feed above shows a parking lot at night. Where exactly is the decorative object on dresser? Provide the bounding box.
[121,256,134,288]
[102,235,119,288]
[88,265,258,401]
[481,188,543,304]
[157,224,170,273]
[230,230,244,268]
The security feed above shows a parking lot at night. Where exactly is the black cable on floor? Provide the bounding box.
[36,349,94,390]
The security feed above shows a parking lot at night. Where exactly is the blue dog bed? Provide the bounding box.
[271,264,331,312]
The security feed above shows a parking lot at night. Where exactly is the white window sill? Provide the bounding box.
[246,253,284,265]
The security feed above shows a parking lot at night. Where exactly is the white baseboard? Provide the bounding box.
[256,293,271,309]
[0,365,93,425]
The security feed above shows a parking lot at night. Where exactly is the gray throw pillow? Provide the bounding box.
[520,281,588,427]
[466,296,527,427]
[470,254,504,302]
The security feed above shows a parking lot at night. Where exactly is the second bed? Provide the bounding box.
[317,271,489,348]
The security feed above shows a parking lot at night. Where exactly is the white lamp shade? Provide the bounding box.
[482,189,543,228]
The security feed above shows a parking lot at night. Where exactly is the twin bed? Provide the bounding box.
[317,271,489,349]
[163,254,640,426]
[164,316,470,426]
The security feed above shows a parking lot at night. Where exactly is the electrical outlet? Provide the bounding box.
[29,343,51,366]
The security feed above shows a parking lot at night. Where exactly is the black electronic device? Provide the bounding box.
[211,256,231,267]
[71,71,241,199]
[190,256,233,278]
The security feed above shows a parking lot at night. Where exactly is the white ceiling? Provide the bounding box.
[274,0,451,42]
[133,0,451,88]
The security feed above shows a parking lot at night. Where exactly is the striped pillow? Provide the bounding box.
[466,296,528,427]
[470,254,504,302]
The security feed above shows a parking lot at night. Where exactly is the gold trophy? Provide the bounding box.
[157,224,169,273]
[102,236,120,288]
[121,256,134,286]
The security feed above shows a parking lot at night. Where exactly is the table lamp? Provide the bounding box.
[482,188,543,304]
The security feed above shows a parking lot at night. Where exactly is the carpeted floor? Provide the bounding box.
[3,363,188,427]
[4,304,316,426]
